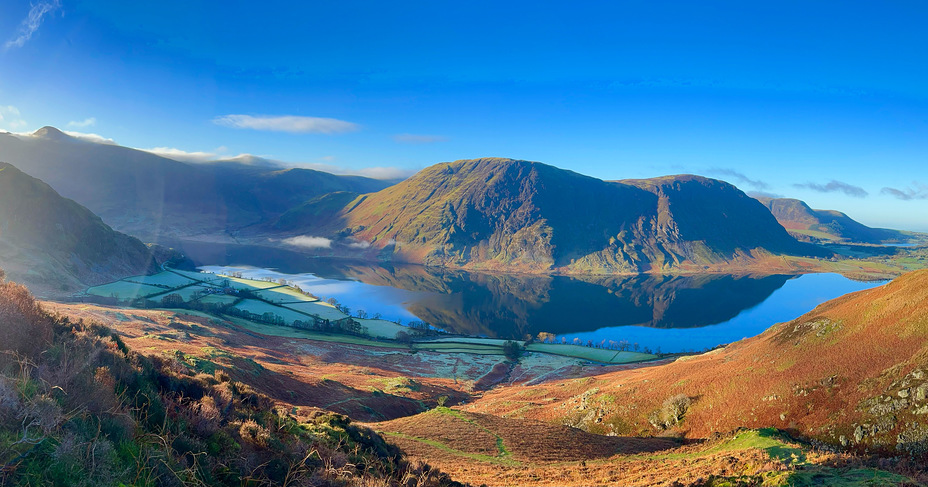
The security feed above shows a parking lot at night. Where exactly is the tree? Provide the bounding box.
[502,340,522,362]
[161,293,184,308]
[356,309,368,319]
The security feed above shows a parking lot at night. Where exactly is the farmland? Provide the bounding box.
[83,268,660,366]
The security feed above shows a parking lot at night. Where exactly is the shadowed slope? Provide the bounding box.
[0,162,157,293]
[0,128,392,240]
[755,196,909,244]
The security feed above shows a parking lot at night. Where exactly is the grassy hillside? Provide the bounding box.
[0,162,157,294]
[0,128,392,240]
[755,197,910,244]
[338,158,827,273]
[466,269,928,457]
[0,274,462,487]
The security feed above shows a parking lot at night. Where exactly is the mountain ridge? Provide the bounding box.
[0,127,393,241]
[754,196,910,244]
[328,158,828,273]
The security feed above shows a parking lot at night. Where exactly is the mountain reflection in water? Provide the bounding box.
[175,241,882,352]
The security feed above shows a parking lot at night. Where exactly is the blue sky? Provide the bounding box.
[1,1,927,230]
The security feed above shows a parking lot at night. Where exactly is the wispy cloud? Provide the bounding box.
[747,190,782,199]
[141,145,414,179]
[282,236,332,249]
[143,146,227,163]
[393,133,448,144]
[881,183,928,201]
[793,180,868,198]
[63,130,116,144]
[4,0,61,50]
[0,105,28,130]
[708,168,769,190]
[67,117,96,128]
[213,114,359,134]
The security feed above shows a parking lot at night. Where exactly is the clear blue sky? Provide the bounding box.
[1,1,927,230]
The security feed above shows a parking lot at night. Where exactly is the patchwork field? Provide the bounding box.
[254,285,319,303]
[123,271,197,288]
[86,280,167,299]
[281,300,349,321]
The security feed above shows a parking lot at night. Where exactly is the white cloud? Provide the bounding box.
[143,147,224,163]
[213,114,359,134]
[282,236,332,249]
[67,117,96,128]
[62,130,117,144]
[346,239,371,249]
[4,0,61,50]
[295,162,416,180]
[393,133,448,144]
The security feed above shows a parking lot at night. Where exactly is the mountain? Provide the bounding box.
[468,268,928,455]
[754,196,909,244]
[0,162,158,294]
[0,127,392,241]
[333,158,827,273]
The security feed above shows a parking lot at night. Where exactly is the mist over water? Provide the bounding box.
[180,241,884,353]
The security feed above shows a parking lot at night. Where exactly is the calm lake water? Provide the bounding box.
[176,241,884,353]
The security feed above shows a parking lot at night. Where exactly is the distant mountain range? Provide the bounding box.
[330,158,828,272]
[0,127,391,241]
[754,196,911,244]
[0,162,157,294]
[10,128,918,275]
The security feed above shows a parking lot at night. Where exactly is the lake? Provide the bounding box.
[175,241,884,353]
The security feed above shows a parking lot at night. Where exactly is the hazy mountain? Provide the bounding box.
[334,158,827,273]
[0,162,157,294]
[754,196,909,244]
[0,127,392,241]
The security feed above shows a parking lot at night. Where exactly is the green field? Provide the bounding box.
[525,343,656,363]
[355,318,410,339]
[226,276,283,290]
[87,281,168,300]
[165,269,226,284]
[198,294,240,305]
[281,301,348,321]
[253,286,318,303]
[150,284,217,302]
[224,316,399,348]
[123,271,197,288]
[232,299,319,324]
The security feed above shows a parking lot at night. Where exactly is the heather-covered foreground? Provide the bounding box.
[21,269,928,486]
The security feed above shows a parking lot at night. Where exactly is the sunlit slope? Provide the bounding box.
[755,196,909,244]
[340,158,826,272]
[0,162,156,292]
[467,269,928,455]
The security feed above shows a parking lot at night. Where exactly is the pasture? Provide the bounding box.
[281,301,348,321]
[355,318,409,339]
[123,271,197,288]
[86,281,167,300]
[253,286,318,303]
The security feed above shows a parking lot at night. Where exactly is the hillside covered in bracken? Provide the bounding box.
[0,271,462,487]
[466,269,928,455]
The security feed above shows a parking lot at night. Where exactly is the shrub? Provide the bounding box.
[649,393,693,430]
